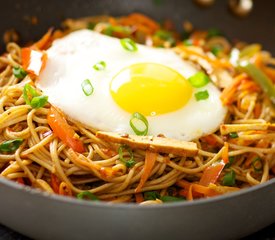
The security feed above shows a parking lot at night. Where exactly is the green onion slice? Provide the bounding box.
[103,25,132,36]
[225,156,235,169]
[222,170,236,186]
[77,191,99,201]
[0,139,23,153]
[23,83,38,105]
[93,61,106,71]
[30,95,48,109]
[130,112,149,136]
[23,84,48,109]
[144,191,160,201]
[183,39,193,46]
[120,38,138,52]
[252,157,263,172]
[160,196,185,202]
[211,46,222,56]
[188,72,210,88]
[118,145,135,168]
[195,90,209,101]
[207,28,223,39]
[238,61,275,105]
[13,66,27,79]
[81,79,94,96]
[154,30,176,46]
[229,132,238,139]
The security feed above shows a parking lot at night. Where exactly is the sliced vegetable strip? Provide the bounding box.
[47,106,85,153]
[135,151,157,193]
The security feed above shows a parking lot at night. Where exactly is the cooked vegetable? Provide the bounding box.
[0,139,23,153]
[144,191,160,201]
[120,38,138,52]
[188,72,210,88]
[252,157,263,172]
[129,112,149,136]
[160,196,185,202]
[47,106,85,153]
[23,84,48,109]
[93,61,106,71]
[77,191,99,201]
[118,145,135,168]
[195,90,209,101]
[239,61,275,105]
[199,161,225,186]
[13,66,27,79]
[229,132,238,138]
[222,170,236,186]
[81,79,94,96]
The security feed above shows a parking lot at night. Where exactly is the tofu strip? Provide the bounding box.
[96,131,198,157]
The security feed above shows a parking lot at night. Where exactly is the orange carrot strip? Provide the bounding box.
[135,151,157,193]
[187,184,193,201]
[32,28,53,50]
[201,134,218,146]
[51,174,60,194]
[17,177,25,185]
[135,193,144,203]
[220,73,246,105]
[47,106,85,153]
[199,161,225,186]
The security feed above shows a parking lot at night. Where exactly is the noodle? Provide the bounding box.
[0,13,275,204]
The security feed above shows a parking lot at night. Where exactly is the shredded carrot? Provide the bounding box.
[187,184,193,201]
[135,193,144,203]
[135,151,157,193]
[59,182,72,196]
[31,28,53,50]
[127,13,159,32]
[238,78,261,92]
[199,162,225,186]
[17,177,25,185]
[222,142,229,164]
[220,73,247,105]
[51,174,60,194]
[177,45,232,69]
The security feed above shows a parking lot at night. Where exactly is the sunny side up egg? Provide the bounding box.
[37,30,227,141]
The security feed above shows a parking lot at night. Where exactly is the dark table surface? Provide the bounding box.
[1,222,275,240]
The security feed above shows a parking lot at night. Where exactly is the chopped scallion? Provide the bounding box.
[155,30,176,46]
[81,79,94,96]
[207,28,223,39]
[120,38,138,52]
[229,132,238,138]
[188,72,210,88]
[211,46,222,56]
[160,195,185,202]
[118,145,135,168]
[77,191,99,201]
[183,39,193,46]
[0,139,23,153]
[130,112,149,136]
[222,170,236,186]
[93,61,106,71]
[13,66,27,79]
[195,90,209,101]
[225,156,235,169]
[252,157,263,172]
[144,191,160,201]
[23,84,48,109]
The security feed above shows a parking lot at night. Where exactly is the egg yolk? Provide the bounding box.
[110,63,193,116]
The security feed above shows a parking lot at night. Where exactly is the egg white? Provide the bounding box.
[37,30,227,141]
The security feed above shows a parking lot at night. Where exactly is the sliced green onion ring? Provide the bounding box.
[93,61,106,71]
[144,191,160,201]
[30,95,48,109]
[222,170,236,186]
[81,79,94,96]
[120,38,138,52]
[118,145,135,168]
[225,156,235,169]
[23,83,39,105]
[130,112,149,136]
[0,139,23,153]
[188,72,210,88]
[13,66,27,79]
[229,132,238,139]
[195,90,209,101]
[252,157,263,172]
[77,191,99,201]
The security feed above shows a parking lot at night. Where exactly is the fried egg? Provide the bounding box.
[37,30,227,141]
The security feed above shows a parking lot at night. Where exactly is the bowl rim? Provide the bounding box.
[1,176,274,209]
